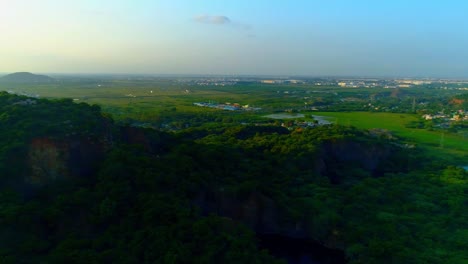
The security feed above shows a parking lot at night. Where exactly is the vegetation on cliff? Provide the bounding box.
[0,93,466,263]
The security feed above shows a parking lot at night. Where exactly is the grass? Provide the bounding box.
[1,81,465,162]
[310,111,467,161]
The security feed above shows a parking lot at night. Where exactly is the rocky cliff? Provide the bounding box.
[26,137,108,186]
[193,137,399,250]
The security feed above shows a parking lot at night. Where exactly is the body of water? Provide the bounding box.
[264,113,305,119]
[264,114,333,125]
[310,115,333,125]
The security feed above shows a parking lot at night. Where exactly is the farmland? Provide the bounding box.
[1,78,466,162]
[309,111,467,161]
[0,76,466,263]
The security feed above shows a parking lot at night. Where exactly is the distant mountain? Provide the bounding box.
[0,72,55,83]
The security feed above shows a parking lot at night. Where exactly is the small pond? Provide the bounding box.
[264,113,305,119]
[264,114,333,125]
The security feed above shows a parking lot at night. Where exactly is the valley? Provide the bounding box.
[0,75,466,263]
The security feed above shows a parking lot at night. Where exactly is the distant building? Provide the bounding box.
[261,80,285,84]
[422,114,433,120]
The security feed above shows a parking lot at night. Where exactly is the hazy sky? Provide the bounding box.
[1,0,468,77]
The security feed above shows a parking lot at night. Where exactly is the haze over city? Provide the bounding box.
[1,0,468,77]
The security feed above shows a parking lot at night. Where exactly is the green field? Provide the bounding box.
[310,111,467,160]
[2,81,466,162]
[0,82,264,113]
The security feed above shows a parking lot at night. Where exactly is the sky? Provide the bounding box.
[1,0,468,77]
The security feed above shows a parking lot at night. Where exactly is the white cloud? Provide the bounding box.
[194,15,231,25]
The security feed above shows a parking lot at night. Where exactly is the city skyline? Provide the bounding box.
[1,0,468,78]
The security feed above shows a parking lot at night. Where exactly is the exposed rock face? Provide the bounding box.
[24,126,165,188]
[194,139,397,251]
[317,140,394,183]
[120,126,153,151]
[120,126,170,154]
[27,138,69,185]
[195,191,282,234]
[324,142,386,169]
[26,137,108,187]
[14,116,401,253]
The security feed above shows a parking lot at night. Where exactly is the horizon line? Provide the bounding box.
[1,71,468,80]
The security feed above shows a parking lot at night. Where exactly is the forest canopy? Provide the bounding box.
[0,92,466,264]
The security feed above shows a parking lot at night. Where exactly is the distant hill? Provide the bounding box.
[0,72,55,83]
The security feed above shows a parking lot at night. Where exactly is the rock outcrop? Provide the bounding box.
[194,138,399,251]
[26,137,108,187]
